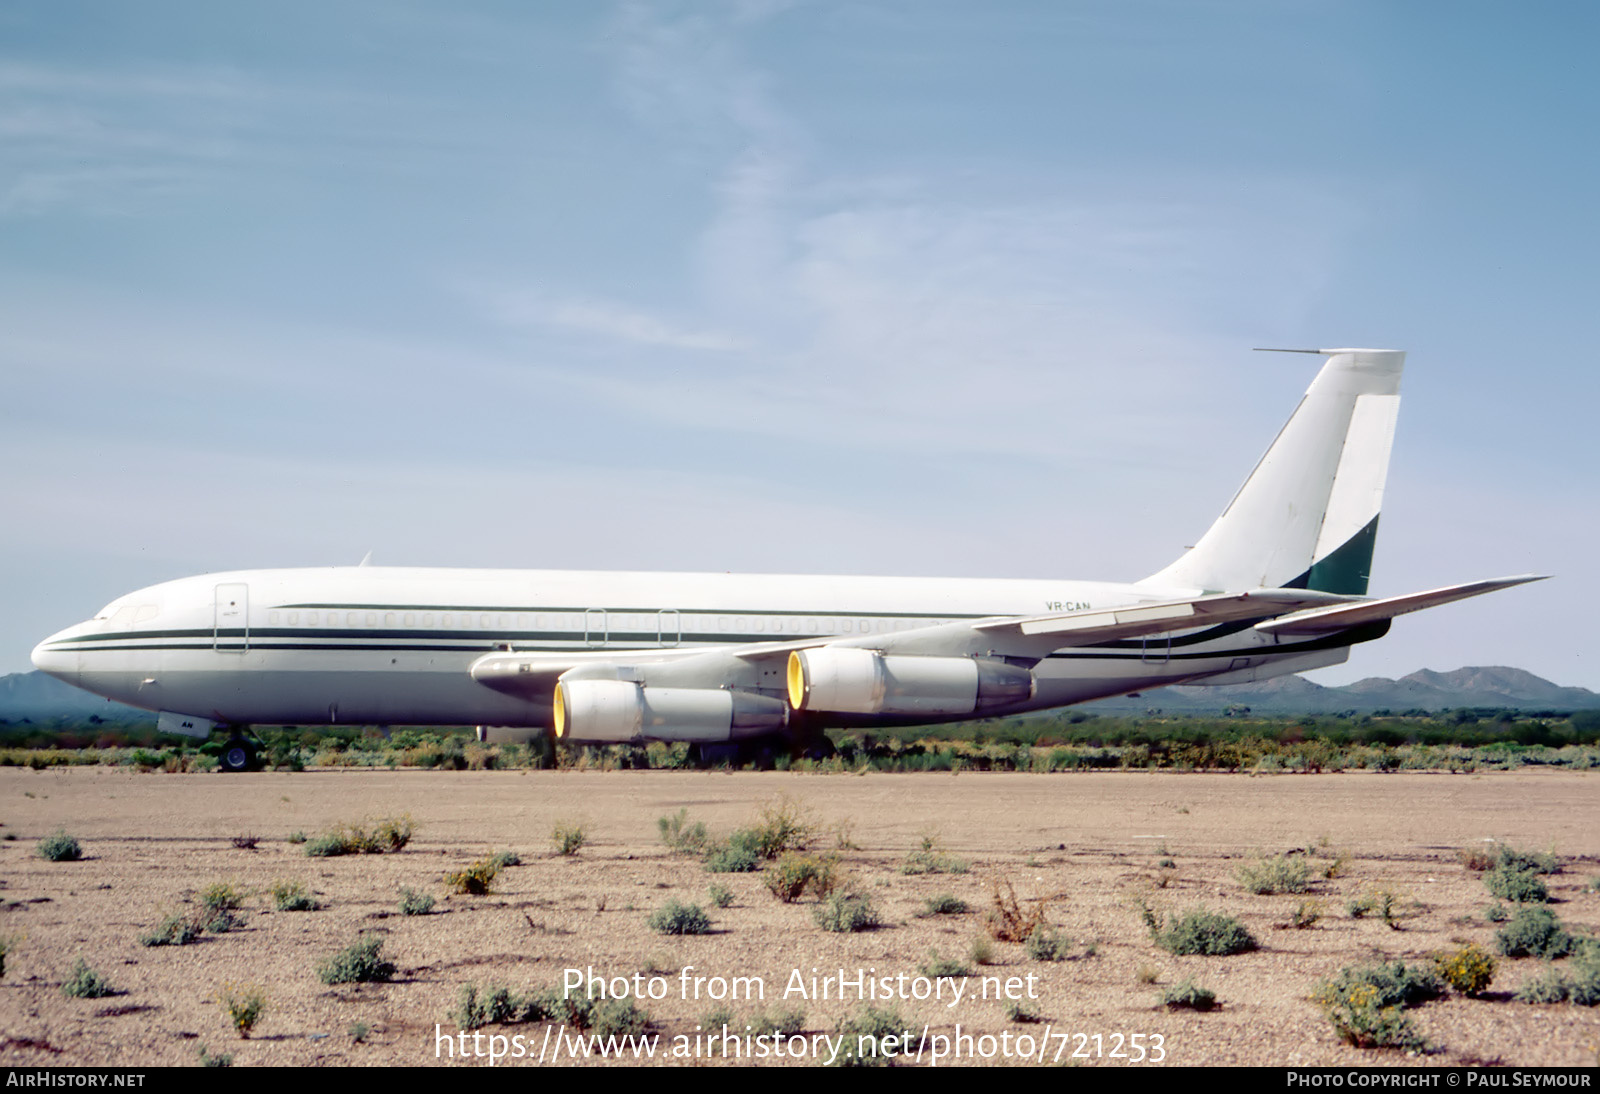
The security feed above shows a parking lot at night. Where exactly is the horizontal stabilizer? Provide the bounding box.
[973,588,1354,647]
[1254,575,1548,636]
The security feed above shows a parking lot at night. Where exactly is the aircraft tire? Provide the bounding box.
[220,737,257,774]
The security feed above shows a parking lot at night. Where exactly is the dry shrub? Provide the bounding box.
[985,878,1048,942]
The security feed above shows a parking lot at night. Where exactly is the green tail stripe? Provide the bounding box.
[1285,515,1380,595]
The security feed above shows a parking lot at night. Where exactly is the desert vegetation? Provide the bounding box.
[7,709,1600,774]
[2,765,1596,1066]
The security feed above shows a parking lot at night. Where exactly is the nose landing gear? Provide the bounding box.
[218,733,259,773]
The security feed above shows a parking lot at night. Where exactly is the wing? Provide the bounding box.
[967,588,1355,647]
[471,588,1358,699]
[1253,575,1548,636]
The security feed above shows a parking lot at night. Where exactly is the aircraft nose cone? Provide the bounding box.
[31,632,75,679]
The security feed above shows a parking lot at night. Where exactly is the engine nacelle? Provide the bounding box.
[553,679,788,743]
[786,649,1034,716]
[475,725,544,745]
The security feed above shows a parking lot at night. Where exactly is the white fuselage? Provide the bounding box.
[29,565,1347,731]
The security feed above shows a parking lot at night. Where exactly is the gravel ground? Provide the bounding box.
[1,766,1597,1068]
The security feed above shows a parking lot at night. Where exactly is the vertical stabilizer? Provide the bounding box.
[1141,349,1404,594]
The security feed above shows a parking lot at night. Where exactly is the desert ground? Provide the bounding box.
[1,766,1597,1068]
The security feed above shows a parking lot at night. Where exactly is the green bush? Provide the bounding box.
[708,883,734,908]
[750,795,812,858]
[36,830,82,862]
[814,892,879,933]
[1150,909,1256,956]
[452,983,522,1028]
[658,808,709,853]
[901,834,970,876]
[917,949,969,978]
[1314,962,1443,1010]
[1433,944,1495,995]
[1025,924,1074,962]
[551,821,586,856]
[445,858,500,895]
[1514,964,1572,1004]
[216,982,266,1039]
[918,893,969,917]
[648,900,710,935]
[1312,962,1438,1051]
[200,881,245,915]
[1235,853,1310,895]
[62,958,114,998]
[749,1005,806,1036]
[1160,978,1217,1011]
[1289,900,1324,929]
[140,911,202,947]
[1004,999,1043,1023]
[317,936,396,984]
[591,997,651,1037]
[1496,907,1573,959]
[1485,865,1548,904]
[398,887,435,916]
[764,852,839,903]
[270,879,319,912]
[1571,945,1600,1006]
[1496,844,1559,875]
[304,815,413,857]
[704,829,763,873]
[831,1005,906,1067]
[1320,994,1425,1050]
[375,814,415,851]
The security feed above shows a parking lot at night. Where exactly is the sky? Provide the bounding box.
[2,1,1596,691]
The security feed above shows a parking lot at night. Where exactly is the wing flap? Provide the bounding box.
[972,588,1354,647]
[1254,575,1548,636]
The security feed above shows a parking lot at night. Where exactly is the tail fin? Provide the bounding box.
[1141,348,1405,595]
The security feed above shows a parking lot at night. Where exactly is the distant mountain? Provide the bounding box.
[1082,666,1600,715]
[0,672,151,723]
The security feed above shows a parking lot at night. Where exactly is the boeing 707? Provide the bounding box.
[31,348,1543,770]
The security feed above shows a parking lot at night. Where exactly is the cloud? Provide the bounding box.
[481,289,748,352]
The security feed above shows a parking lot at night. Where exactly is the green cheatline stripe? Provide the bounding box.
[50,627,847,648]
[278,602,989,620]
[49,621,1389,662]
[1049,620,1390,660]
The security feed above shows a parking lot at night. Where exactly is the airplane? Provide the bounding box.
[31,348,1544,771]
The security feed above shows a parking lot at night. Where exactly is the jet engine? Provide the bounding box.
[786,648,1034,715]
[553,679,788,743]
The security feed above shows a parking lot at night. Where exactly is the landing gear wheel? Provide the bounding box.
[220,736,257,773]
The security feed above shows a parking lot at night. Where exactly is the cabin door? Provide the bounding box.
[214,583,249,652]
